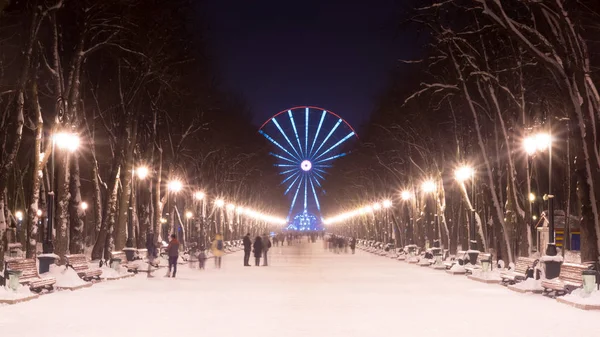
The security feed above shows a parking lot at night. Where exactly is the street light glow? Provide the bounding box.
[401,190,413,201]
[215,199,225,208]
[185,211,193,219]
[454,166,474,182]
[136,166,149,179]
[81,202,88,210]
[15,211,23,221]
[524,133,552,155]
[194,191,205,200]
[36,209,42,217]
[53,132,80,152]
[528,193,536,202]
[373,202,382,211]
[227,203,235,211]
[167,180,183,192]
[160,218,167,224]
[383,199,392,208]
[421,180,436,193]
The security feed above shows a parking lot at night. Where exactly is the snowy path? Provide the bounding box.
[1,241,599,337]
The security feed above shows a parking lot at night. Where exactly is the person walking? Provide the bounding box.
[262,234,272,266]
[198,247,207,270]
[212,233,225,269]
[253,236,263,266]
[350,237,356,254]
[146,232,157,277]
[165,234,179,278]
[243,233,252,266]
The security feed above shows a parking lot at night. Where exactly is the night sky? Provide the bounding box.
[205,0,418,132]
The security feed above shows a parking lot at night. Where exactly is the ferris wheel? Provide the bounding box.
[259,106,358,223]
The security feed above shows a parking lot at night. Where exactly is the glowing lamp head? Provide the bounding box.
[15,211,23,221]
[528,193,536,202]
[300,160,312,172]
[81,202,88,211]
[194,191,205,200]
[401,190,413,201]
[383,199,392,208]
[168,180,183,192]
[421,180,436,193]
[36,209,42,217]
[215,199,225,208]
[455,166,474,182]
[185,211,193,219]
[53,132,80,152]
[524,133,552,155]
[136,166,149,179]
[226,203,235,211]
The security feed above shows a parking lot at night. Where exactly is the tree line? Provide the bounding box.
[0,0,285,265]
[322,0,600,263]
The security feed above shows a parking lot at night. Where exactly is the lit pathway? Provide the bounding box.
[1,241,599,337]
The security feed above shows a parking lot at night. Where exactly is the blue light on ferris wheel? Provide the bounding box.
[259,106,357,219]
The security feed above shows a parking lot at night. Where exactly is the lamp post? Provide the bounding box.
[524,133,556,256]
[401,190,414,245]
[383,199,392,245]
[226,203,235,240]
[45,132,80,254]
[455,165,476,251]
[215,199,225,236]
[194,191,205,247]
[126,166,149,248]
[421,180,438,248]
[185,211,193,248]
[167,179,183,239]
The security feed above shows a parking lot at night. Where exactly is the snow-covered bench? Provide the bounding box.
[464,253,492,274]
[5,258,56,292]
[109,251,139,273]
[443,250,468,269]
[541,262,592,296]
[66,254,102,281]
[500,257,538,285]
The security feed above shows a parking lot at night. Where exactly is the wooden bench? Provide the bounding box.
[5,258,56,293]
[500,257,538,285]
[464,253,492,274]
[541,262,592,296]
[66,254,102,281]
[109,251,139,273]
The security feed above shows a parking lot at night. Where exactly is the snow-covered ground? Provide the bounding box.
[1,241,599,337]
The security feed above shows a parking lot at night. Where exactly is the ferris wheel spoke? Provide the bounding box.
[313,168,327,177]
[309,177,321,211]
[271,118,302,160]
[260,130,299,162]
[288,175,304,218]
[314,152,348,164]
[284,174,301,195]
[303,176,308,211]
[270,152,297,163]
[312,119,342,159]
[288,110,304,158]
[314,164,333,168]
[309,110,327,157]
[313,131,356,161]
[305,107,309,156]
[279,168,298,175]
[281,170,299,185]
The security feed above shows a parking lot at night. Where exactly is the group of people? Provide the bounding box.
[243,233,272,266]
[144,232,227,278]
[326,235,356,254]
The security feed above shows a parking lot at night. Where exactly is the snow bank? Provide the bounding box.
[42,264,88,288]
[0,284,33,301]
[449,263,466,273]
[511,278,544,292]
[563,288,600,306]
[470,269,502,281]
[99,265,131,279]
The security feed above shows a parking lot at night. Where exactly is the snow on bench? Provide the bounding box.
[5,258,56,293]
[541,262,592,297]
[500,257,537,285]
[66,254,102,281]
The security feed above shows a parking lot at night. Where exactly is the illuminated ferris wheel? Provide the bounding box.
[259,106,358,224]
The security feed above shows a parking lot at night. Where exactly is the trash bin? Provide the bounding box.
[582,270,598,294]
[7,270,22,291]
[482,260,491,272]
[110,258,122,271]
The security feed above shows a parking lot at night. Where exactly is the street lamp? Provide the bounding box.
[400,190,414,245]
[401,190,413,201]
[44,131,80,254]
[125,167,149,248]
[455,165,476,250]
[523,132,555,256]
[81,202,88,211]
[421,179,441,248]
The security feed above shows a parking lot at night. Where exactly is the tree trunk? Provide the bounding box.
[68,152,84,254]
[54,153,71,263]
[91,164,120,260]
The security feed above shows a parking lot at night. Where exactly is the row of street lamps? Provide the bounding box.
[323,131,555,255]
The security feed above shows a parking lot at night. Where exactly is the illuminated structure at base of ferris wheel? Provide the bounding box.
[259,106,358,230]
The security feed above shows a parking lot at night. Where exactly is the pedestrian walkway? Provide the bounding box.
[1,241,598,337]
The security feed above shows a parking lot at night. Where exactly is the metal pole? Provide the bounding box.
[44,141,55,254]
[126,171,134,248]
[547,131,556,256]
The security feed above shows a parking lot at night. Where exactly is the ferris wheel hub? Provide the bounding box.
[300,160,312,172]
